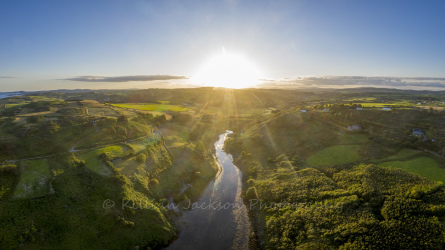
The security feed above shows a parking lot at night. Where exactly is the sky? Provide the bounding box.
[1,0,445,91]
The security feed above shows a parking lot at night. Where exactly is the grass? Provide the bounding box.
[111,103,188,112]
[379,157,445,183]
[0,102,29,112]
[78,145,127,176]
[3,104,26,109]
[338,133,368,144]
[345,97,377,101]
[306,145,361,166]
[157,100,170,104]
[165,135,187,148]
[27,96,62,101]
[112,157,141,176]
[12,159,53,200]
[87,107,121,117]
[380,148,420,161]
[355,101,413,108]
[425,130,436,138]
[76,121,152,149]
[127,134,161,152]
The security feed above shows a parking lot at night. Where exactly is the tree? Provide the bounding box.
[246,187,258,200]
[149,179,159,186]
[136,153,146,164]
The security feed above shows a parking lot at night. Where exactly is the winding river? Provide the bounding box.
[167,131,251,250]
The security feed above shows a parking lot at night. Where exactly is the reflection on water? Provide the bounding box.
[167,131,251,250]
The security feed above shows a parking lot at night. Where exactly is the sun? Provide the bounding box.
[193,50,263,88]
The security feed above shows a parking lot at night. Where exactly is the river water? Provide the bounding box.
[167,131,251,250]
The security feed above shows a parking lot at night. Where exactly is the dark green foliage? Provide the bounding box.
[40,121,61,135]
[117,115,128,124]
[100,152,113,161]
[171,112,193,126]
[247,178,255,187]
[27,116,44,123]
[136,153,146,163]
[255,165,445,249]
[0,164,18,174]
[149,178,159,186]
[246,187,258,200]
[0,155,175,249]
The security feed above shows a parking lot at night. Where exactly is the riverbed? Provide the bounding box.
[167,131,251,250]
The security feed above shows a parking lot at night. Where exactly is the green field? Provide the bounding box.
[338,133,368,144]
[12,159,53,200]
[27,96,63,101]
[306,145,361,166]
[380,148,420,161]
[157,100,170,104]
[355,101,413,107]
[111,103,188,112]
[344,97,377,102]
[127,134,161,152]
[79,145,127,176]
[112,157,141,176]
[379,157,445,182]
[0,103,29,111]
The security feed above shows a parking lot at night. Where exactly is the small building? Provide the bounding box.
[300,109,307,113]
[413,128,423,137]
[348,125,362,131]
[382,107,391,111]
[356,108,363,110]
[322,108,330,112]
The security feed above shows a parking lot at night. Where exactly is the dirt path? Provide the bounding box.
[153,127,173,156]
[6,154,57,164]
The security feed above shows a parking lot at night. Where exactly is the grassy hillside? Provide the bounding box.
[12,159,52,200]
[379,157,445,183]
[0,154,176,249]
[0,92,225,249]
[111,103,188,112]
[306,145,361,166]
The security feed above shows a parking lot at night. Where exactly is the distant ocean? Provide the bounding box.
[0,92,23,99]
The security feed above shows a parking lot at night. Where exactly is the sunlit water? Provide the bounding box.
[0,92,22,99]
[167,131,251,250]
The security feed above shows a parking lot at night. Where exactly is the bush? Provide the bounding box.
[246,187,258,200]
[279,161,293,169]
[100,152,113,161]
[0,164,17,175]
[149,179,159,186]
[136,154,146,164]
[27,116,44,123]
[247,179,255,187]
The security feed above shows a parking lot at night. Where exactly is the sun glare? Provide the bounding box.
[193,50,262,88]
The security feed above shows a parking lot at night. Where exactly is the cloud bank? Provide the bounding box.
[63,75,189,82]
[260,76,445,90]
